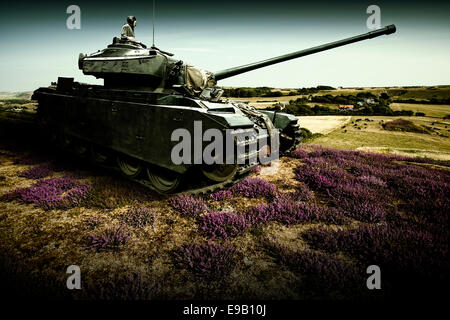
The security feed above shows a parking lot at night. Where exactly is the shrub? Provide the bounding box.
[296,166,350,190]
[209,190,233,201]
[290,148,308,159]
[19,163,54,179]
[357,175,387,188]
[245,195,347,226]
[229,177,277,198]
[282,184,314,202]
[263,239,362,294]
[198,211,250,239]
[121,206,155,228]
[173,243,236,280]
[302,223,447,279]
[169,194,207,217]
[13,154,48,165]
[326,181,388,223]
[1,177,92,210]
[86,225,130,252]
[293,146,399,223]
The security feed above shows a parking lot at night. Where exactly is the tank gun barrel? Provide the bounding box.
[214,24,396,81]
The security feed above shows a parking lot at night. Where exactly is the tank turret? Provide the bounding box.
[78,25,396,94]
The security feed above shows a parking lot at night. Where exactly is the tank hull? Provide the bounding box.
[32,79,301,193]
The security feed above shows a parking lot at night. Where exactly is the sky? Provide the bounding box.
[0,0,449,91]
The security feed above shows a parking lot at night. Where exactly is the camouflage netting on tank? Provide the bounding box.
[185,65,216,92]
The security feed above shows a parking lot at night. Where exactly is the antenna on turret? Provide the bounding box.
[152,0,156,47]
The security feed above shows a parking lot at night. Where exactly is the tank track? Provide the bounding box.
[137,172,250,195]
[131,164,253,195]
[58,144,255,195]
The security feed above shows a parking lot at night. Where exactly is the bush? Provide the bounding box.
[290,147,308,159]
[86,225,130,252]
[18,163,54,179]
[245,194,347,226]
[173,243,237,280]
[121,206,155,228]
[209,190,233,201]
[302,222,447,280]
[284,183,315,202]
[263,239,362,295]
[1,177,92,210]
[14,154,49,165]
[169,194,208,217]
[229,177,277,199]
[198,211,250,239]
[293,145,450,225]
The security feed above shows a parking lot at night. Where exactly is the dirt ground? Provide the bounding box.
[296,116,351,135]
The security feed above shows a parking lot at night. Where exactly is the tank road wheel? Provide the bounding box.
[146,166,181,194]
[117,155,142,178]
[201,164,238,183]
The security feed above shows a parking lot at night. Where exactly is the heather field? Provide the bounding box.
[0,143,449,300]
[0,90,449,300]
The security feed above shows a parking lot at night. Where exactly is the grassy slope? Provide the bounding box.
[310,116,450,160]
[390,103,450,118]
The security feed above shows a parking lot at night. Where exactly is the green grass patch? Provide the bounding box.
[382,119,432,134]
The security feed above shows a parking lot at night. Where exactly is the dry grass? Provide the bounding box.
[390,103,450,118]
[311,116,450,161]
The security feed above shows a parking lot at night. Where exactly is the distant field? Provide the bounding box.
[229,86,450,109]
[390,103,450,118]
[309,116,450,160]
[0,92,32,100]
[230,95,307,108]
[316,86,450,100]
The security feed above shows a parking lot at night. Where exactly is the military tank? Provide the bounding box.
[32,25,396,193]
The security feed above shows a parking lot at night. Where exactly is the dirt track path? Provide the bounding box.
[297,116,352,135]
